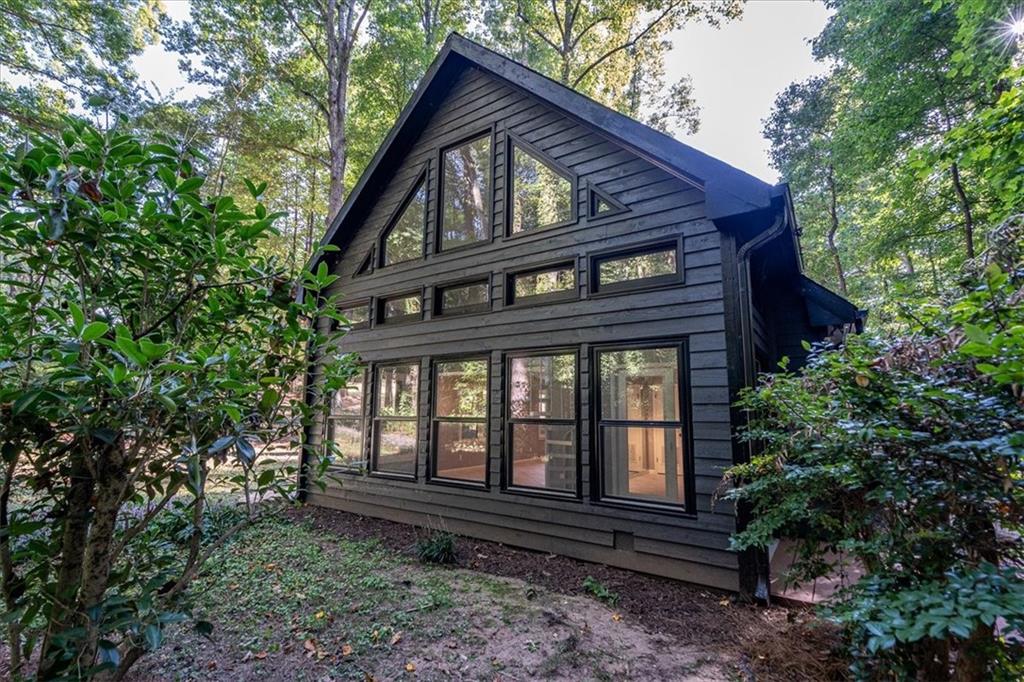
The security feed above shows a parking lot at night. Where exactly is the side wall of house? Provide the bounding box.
[306,65,740,590]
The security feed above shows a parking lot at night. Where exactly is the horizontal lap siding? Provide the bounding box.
[312,66,739,590]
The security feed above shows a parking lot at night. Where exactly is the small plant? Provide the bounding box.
[582,576,619,606]
[416,531,458,565]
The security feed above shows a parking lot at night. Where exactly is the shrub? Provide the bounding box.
[416,531,458,565]
[726,221,1024,680]
[0,119,352,679]
[582,576,619,606]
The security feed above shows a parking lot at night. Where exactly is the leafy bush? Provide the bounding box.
[416,531,458,565]
[0,118,352,679]
[582,576,619,606]
[726,221,1024,680]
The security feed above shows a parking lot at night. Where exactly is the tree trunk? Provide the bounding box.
[826,164,848,295]
[949,162,975,260]
[325,0,362,222]
[0,456,22,675]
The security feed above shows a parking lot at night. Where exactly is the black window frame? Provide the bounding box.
[429,355,490,488]
[591,338,695,514]
[326,365,369,471]
[354,248,374,278]
[376,289,424,326]
[433,277,492,317]
[502,347,581,498]
[370,360,421,480]
[589,237,684,297]
[586,181,628,220]
[505,132,578,238]
[336,299,371,331]
[504,258,578,308]
[436,127,496,254]
[379,165,429,269]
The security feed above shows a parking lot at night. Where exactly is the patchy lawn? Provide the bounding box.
[127,507,847,681]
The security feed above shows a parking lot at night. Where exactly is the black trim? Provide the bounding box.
[435,126,496,254]
[589,238,683,297]
[505,132,578,238]
[502,347,581,497]
[379,165,429,268]
[590,338,696,514]
[354,249,374,277]
[369,360,421,479]
[434,277,492,317]
[586,182,628,220]
[376,289,425,326]
[504,258,578,308]
[428,355,490,487]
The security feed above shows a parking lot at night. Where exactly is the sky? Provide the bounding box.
[131,0,832,184]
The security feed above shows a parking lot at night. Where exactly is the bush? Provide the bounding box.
[726,222,1024,680]
[416,531,458,565]
[0,118,352,679]
[582,576,619,606]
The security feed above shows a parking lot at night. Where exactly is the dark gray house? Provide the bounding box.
[300,34,862,595]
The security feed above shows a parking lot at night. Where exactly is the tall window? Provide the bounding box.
[510,142,573,234]
[432,359,488,483]
[373,363,419,476]
[596,345,687,506]
[440,134,491,251]
[506,352,577,493]
[383,178,426,266]
[327,367,366,468]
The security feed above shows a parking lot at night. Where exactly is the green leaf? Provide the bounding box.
[176,176,205,194]
[81,321,109,342]
[68,302,85,333]
[144,624,162,650]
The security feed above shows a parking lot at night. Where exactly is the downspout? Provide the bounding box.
[732,206,787,603]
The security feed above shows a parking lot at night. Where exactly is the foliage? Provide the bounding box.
[726,221,1024,679]
[415,531,458,565]
[0,118,352,679]
[581,576,619,606]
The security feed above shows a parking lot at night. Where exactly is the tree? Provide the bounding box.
[0,0,161,140]
[0,119,351,679]
[476,0,741,134]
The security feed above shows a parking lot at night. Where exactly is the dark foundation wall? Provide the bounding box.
[306,65,740,590]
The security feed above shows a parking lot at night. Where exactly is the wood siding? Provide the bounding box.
[307,66,740,590]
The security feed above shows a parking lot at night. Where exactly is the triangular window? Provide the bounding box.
[509,140,574,235]
[588,184,627,219]
[382,177,426,266]
[355,249,374,277]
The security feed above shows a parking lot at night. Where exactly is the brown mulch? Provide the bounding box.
[287,504,850,681]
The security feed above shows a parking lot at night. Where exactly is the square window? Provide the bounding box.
[440,135,491,251]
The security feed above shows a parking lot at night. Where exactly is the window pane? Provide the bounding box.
[511,423,575,491]
[511,144,572,234]
[441,282,488,312]
[599,348,679,421]
[441,136,491,250]
[377,364,419,417]
[329,417,364,466]
[436,359,487,418]
[383,294,421,321]
[376,420,417,474]
[435,422,486,482]
[512,265,574,301]
[598,249,677,287]
[509,354,575,419]
[384,181,426,265]
[601,426,684,503]
[330,371,364,417]
[339,304,369,328]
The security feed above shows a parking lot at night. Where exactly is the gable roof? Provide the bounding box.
[315,33,778,259]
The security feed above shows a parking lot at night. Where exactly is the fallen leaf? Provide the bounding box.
[390,631,403,646]
[255,651,268,660]
[342,643,354,656]
[405,662,416,672]
[304,639,317,652]
[265,562,277,570]
[611,613,622,622]
[315,610,327,620]
[855,373,870,387]
[719,598,730,607]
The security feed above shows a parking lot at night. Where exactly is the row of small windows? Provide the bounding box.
[325,342,692,511]
[373,131,629,272]
[339,239,683,330]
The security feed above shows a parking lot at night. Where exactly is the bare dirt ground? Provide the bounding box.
[123,506,846,681]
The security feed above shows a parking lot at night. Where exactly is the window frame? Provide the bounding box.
[504,258,579,308]
[379,166,429,269]
[326,365,369,472]
[591,338,695,514]
[505,132,578,239]
[433,276,492,317]
[370,360,421,480]
[353,248,374,278]
[502,347,581,499]
[336,299,371,331]
[429,355,491,488]
[588,237,684,297]
[376,289,424,326]
[586,181,628,220]
[435,127,496,255]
